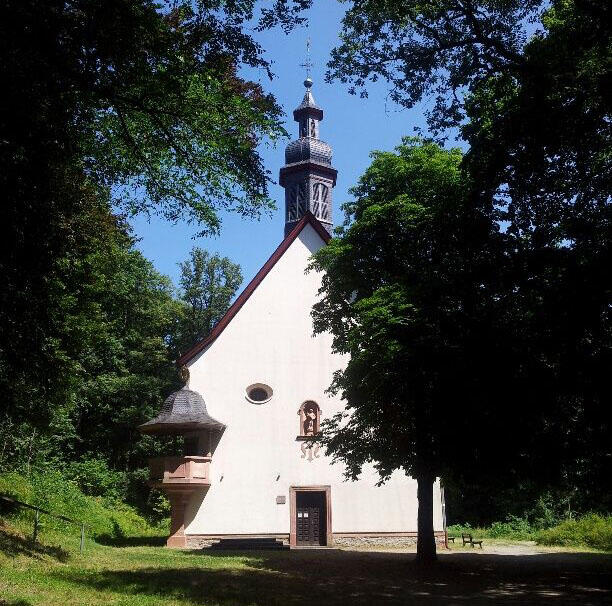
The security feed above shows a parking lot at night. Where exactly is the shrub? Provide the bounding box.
[0,470,163,541]
[64,457,126,500]
[448,518,535,541]
[535,514,612,551]
[446,522,473,536]
[488,516,534,540]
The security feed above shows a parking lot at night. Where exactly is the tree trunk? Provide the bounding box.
[416,472,437,563]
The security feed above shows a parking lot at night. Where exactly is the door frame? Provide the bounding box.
[289,485,332,547]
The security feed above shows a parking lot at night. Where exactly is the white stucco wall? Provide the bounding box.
[185,223,444,535]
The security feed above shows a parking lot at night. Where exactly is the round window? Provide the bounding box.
[245,383,273,404]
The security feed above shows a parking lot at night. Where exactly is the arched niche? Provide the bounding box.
[297,401,321,438]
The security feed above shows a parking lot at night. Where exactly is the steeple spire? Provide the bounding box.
[279,70,337,237]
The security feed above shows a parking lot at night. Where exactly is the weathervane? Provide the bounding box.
[300,36,313,87]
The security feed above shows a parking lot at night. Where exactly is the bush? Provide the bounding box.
[447,517,535,541]
[535,514,612,551]
[64,457,126,500]
[0,470,163,541]
[488,516,534,540]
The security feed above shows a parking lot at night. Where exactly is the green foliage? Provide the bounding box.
[0,202,180,472]
[64,458,126,501]
[145,488,172,524]
[0,471,162,540]
[2,0,286,233]
[173,247,243,356]
[0,199,240,516]
[310,138,474,560]
[0,0,277,513]
[300,0,611,518]
[265,0,541,135]
[449,513,612,550]
[536,514,612,551]
[488,517,534,540]
[447,519,534,541]
[63,225,181,472]
[310,138,467,478]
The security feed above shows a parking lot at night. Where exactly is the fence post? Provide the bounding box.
[80,523,85,554]
[32,509,39,543]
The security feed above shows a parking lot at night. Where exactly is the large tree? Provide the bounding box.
[310,134,609,562]
[0,0,286,468]
[270,0,612,517]
[309,139,479,562]
[173,248,243,356]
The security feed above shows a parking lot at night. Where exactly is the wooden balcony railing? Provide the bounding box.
[149,455,211,486]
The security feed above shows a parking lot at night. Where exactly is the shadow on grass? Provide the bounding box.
[0,600,33,605]
[95,534,167,547]
[0,526,69,562]
[54,550,612,605]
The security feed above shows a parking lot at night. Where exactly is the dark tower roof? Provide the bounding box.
[138,386,225,435]
[293,78,324,121]
[285,137,332,165]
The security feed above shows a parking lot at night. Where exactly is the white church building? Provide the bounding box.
[139,78,445,548]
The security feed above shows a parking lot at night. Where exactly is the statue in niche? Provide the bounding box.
[303,403,318,436]
[298,401,321,461]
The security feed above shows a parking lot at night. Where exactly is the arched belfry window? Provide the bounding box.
[312,183,329,219]
[298,401,321,437]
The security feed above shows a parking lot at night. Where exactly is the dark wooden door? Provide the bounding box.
[296,491,325,546]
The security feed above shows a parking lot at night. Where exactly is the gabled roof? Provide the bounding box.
[176,212,331,366]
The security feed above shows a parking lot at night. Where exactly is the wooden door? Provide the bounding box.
[296,491,325,546]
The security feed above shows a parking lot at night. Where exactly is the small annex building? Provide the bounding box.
[139,78,445,548]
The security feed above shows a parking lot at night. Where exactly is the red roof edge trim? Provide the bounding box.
[176,212,331,366]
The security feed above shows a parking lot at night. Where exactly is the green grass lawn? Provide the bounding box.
[1,520,611,606]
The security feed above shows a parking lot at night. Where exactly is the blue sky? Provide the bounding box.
[129,2,438,290]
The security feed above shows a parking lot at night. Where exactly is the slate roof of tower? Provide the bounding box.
[295,89,321,112]
[285,137,332,165]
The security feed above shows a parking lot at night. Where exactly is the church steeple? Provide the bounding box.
[280,77,337,237]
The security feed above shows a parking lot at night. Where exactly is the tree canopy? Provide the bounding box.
[1,0,287,233]
[310,132,610,561]
[173,248,243,356]
[310,139,474,560]
[272,0,611,529]
[0,0,281,507]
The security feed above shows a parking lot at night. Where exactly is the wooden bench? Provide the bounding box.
[462,533,483,548]
[447,535,455,543]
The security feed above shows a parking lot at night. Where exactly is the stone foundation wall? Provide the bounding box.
[333,534,446,548]
[333,536,417,548]
[187,537,216,549]
[187,534,445,549]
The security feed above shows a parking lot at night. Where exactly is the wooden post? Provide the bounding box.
[32,509,39,543]
[80,523,85,554]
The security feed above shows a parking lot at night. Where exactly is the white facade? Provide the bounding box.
[183,219,444,541]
